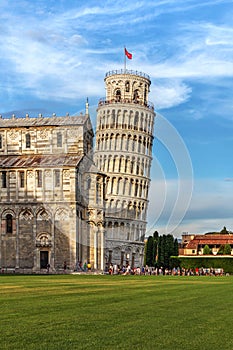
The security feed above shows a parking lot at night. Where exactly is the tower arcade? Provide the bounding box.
[94,69,155,267]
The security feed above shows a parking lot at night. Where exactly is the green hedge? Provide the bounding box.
[170,256,233,273]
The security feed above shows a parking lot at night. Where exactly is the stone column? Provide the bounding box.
[93,225,98,270]
[100,226,105,271]
[50,211,55,271]
[15,213,19,269]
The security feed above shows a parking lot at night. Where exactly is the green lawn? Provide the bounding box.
[0,274,232,350]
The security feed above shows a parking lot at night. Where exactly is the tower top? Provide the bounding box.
[105,69,150,82]
[100,68,153,110]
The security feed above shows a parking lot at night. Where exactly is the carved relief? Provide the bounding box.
[8,130,19,140]
[55,208,69,221]
[36,233,52,247]
[27,170,34,179]
[45,170,51,177]
[63,170,70,178]
[38,130,48,139]
[20,209,33,221]
[37,209,50,221]
[10,171,16,179]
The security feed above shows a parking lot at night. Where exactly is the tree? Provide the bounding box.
[144,231,159,267]
[157,235,165,268]
[145,236,154,266]
[174,238,179,256]
[153,231,159,266]
[157,234,177,269]
[203,244,211,255]
[164,234,174,268]
[223,244,231,255]
[217,245,224,255]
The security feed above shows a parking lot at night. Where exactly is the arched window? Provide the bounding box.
[110,111,115,128]
[6,214,13,233]
[130,160,134,174]
[118,157,122,172]
[37,170,42,187]
[106,177,110,194]
[2,171,7,188]
[124,158,128,173]
[134,112,139,130]
[19,171,25,188]
[135,181,139,197]
[133,89,139,102]
[139,182,143,197]
[96,178,102,204]
[125,81,130,92]
[115,89,121,102]
[26,133,31,148]
[113,157,116,172]
[86,177,91,191]
[57,132,62,147]
[54,170,60,187]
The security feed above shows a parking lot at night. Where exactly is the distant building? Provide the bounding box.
[179,233,233,256]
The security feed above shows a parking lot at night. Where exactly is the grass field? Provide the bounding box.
[0,274,233,350]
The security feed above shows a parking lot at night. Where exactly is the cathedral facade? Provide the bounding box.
[0,68,155,273]
[0,110,105,272]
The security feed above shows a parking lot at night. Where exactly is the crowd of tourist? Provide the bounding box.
[74,261,226,276]
[107,264,225,276]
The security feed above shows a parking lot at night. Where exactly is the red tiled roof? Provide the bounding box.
[185,234,233,249]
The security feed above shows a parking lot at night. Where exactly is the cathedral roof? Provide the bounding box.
[0,115,88,128]
[0,154,83,168]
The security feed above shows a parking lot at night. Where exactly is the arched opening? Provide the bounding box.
[57,132,62,147]
[133,89,139,102]
[96,177,102,204]
[6,214,13,233]
[86,177,91,191]
[110,111,115,128]
[26,133,31,148]
[134,112,139,130]
[115,89,121,102]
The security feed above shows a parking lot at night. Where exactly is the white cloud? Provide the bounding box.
[0,1,233,112]
[147,177,233,237]
[151,80,192,109]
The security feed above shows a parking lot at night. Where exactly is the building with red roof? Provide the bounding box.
[179,232,233,256]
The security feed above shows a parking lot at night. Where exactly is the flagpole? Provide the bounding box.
[124,46,126,73]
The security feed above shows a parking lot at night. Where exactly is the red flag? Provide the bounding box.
[125,48,132,59]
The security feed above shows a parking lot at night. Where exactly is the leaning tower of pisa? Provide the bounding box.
[94,69,155,268]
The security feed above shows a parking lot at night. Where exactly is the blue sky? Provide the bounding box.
[1,0,233,237]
